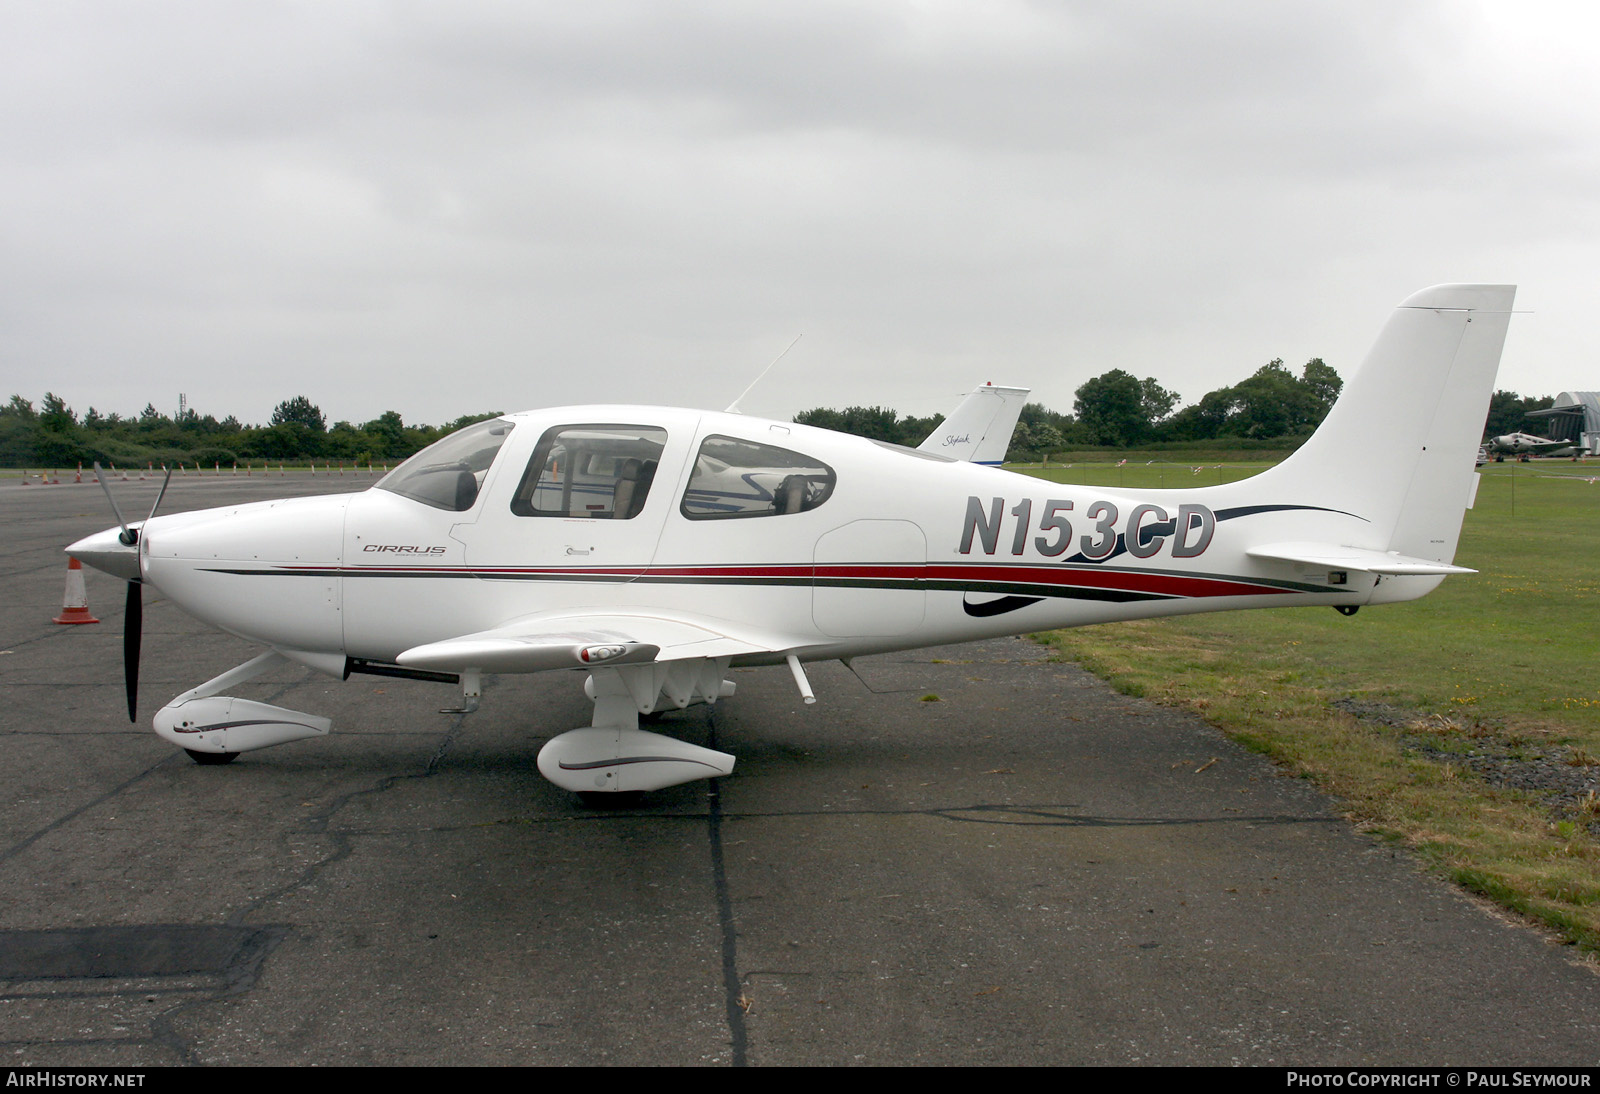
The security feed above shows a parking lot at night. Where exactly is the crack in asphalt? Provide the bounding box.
[0,672,487,1066]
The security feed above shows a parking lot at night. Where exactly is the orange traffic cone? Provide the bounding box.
[53,558,100,624]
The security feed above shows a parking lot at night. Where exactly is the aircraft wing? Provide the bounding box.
[395,610,801,674]
[1246,542,1476,576]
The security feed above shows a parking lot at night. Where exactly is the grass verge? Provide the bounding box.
[1027,459,1600,950]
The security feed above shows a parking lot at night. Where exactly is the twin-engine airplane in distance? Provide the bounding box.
[1487,431,1577,459]
[68,285,1514,797]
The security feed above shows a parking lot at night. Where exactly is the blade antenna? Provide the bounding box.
[838,657,923,695]
[725,334,802,415]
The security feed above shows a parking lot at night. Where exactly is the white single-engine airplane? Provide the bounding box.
[68,284,1513,796]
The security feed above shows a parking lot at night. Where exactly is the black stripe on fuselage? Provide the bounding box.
[197,561,1334,607]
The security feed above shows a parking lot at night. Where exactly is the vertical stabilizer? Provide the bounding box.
[918,383,1030,464]
[1239,284,1515,568]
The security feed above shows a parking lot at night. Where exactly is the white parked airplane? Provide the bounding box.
[68,284,1514,795]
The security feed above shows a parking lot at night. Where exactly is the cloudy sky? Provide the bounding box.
[3,1,1596,429]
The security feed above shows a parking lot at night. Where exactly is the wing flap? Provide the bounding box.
[1246,541,1475,576]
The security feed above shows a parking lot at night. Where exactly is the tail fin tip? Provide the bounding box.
[1398,283,1516,311]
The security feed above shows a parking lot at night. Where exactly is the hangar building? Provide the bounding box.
[1525,391,1600,455]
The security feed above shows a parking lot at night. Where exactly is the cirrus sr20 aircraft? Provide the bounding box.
[68,284,1513,797]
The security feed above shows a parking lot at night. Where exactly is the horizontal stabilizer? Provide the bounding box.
[397,610,797,674]
[1246,542,1476,576]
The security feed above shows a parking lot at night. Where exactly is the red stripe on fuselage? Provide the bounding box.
[280,560,1300,599]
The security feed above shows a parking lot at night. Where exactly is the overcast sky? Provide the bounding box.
[3,1,1596,429]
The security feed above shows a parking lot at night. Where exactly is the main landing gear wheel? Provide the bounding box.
[184,749,238,765]
[576,791,646,809]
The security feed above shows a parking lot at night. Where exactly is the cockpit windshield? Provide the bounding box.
[375,418,513,511]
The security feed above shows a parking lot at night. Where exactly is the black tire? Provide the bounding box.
[576,790,645,809]
[185,749,238,765]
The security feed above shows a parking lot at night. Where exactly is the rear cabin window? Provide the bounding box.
[510,424,668,519]
[680,435,835,520]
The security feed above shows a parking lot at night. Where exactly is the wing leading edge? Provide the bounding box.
[395,610,800,674]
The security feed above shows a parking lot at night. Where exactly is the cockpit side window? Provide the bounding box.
[374,418,512,512]
[510,424,668,519]
[680,435,835,520]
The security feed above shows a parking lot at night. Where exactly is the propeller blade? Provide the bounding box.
[147,466,173,524]
[93,461,136,545]
[124,581,142,723]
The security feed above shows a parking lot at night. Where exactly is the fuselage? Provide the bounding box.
[110,404,1389,672]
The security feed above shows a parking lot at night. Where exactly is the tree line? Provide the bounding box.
[0,394,500,469]
[792,359,1343,460]
[797,362,1557,462]
[0,373,1559,470]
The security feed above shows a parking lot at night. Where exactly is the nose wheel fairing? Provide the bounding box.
[157,696,331,755]
[152,651,331,757]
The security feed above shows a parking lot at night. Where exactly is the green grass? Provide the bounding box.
[1011,459,1281,491]
[1024,458,1600,948]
